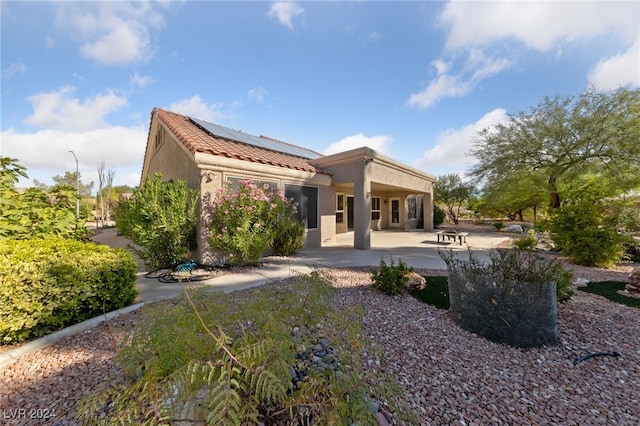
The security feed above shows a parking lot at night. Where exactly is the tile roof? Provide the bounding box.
[152,108,329,175]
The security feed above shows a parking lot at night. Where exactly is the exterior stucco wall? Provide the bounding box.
[318,186,337,246]
[143,124,200,190]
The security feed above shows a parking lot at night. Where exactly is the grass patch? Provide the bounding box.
[578,281,640,309]
[409,276,449,309]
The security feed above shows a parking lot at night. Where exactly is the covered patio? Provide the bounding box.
[299,229,510,270]
[312,147,437,250]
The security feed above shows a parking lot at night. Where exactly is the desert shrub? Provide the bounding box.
[370,257,413,296]
[518,222,534,233]
[512,229,539,250]
[493,221,505,231]
[441,249,572,347]
[272,216,305,256]
[433,205,446,228]
[208,180,304,265]
[549,200,629,267]
[78,273,415,425]
[0,238,137,344]
[115,173,199,270]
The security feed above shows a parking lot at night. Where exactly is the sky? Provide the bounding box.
[2,1,639,192]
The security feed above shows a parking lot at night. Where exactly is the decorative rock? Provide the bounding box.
[506,224,524,234]
[573,278,590,288]
[365,397,380,414]
[375,411,391,426]
[625,267,640,295]
[406,272,426,290]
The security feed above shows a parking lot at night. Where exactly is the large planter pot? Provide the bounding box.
[447,273,558,348]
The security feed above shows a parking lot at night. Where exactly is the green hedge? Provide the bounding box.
[0,238,138,344]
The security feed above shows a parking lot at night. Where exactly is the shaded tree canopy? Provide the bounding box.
[469,87,640,208]
[434,173,475,225]
[478,170,547,222]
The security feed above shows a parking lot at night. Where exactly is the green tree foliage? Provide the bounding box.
[78,274,415,425]
[0,157,29,237]
[549,200,631,267]
[433,204,446,228]
[478,170,548,222]
[0,157,85,240]
[208,179,304,265]
[434,173,475,224]
[470,87,640,208]
[52,171,94,197]
[115,173,199,270]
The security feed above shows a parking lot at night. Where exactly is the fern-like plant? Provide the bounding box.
[78,273,416,425]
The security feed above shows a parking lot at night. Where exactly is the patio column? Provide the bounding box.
[423,191,434,231]
[353,159,372,250]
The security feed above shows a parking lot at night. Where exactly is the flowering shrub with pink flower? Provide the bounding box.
[208,180,304,265]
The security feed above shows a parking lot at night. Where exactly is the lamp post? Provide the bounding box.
[68,150,79,220]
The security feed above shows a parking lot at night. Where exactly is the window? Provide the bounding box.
[407,196,418,220]
[336,193,344,223]
[155,128,164,149]
[371,196,381,221]
[285,184,318,229]
[226,176,278,192]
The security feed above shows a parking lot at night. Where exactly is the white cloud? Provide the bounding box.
[55,2,165,65]
[406,50,511,110]
[247,86,268,103]
[438,1,639,52]
[129,72,154,90]
[25,86,127,132]
[169,95,225,123]
[267,1,304,30]
[1,125,147,189]
[2,61,27,79]
[323,134,393,156]
[365,31,383,45]
[414,108,508,172]
[408,1,639,108]
[588,37,640,90]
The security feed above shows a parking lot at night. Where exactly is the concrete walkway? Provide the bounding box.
[0,227,509,367]
[92,227,509,303]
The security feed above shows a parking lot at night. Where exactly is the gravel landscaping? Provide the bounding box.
[1,265,638,425]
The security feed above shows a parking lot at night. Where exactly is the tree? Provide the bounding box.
[0,157,84,240]
[470,87,640,208]
[478,170,547,222]
[105,168,115,224]
[96,162,116,227]
[52,171,94,197]
[97,162,106,226]
[434,174,474,225]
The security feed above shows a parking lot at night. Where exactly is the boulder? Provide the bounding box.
[506,224,524,234]
[573,278,590,288]
[625,267,640,295]
[406,272,426,290]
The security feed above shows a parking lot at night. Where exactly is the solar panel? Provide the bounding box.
[190,117,321,159]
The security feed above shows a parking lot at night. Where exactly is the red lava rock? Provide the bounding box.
[1,268,639,424]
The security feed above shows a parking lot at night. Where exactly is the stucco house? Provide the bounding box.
[141,108,436,264]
